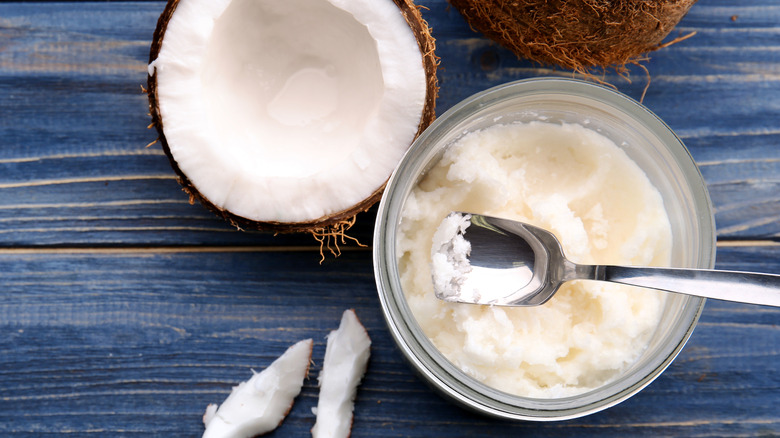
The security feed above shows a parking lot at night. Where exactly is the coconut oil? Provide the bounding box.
[397,120,673,398]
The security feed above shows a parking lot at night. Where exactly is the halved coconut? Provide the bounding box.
[147,0,437,233]
[311,309,371,438]
[202,338,313,437]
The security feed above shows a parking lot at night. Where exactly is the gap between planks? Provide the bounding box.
[0,245,371,255]
[0,240,775,255]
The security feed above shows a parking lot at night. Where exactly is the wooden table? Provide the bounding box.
[1,1,778,436]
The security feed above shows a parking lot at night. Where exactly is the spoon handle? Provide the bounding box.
[596,265,780,307]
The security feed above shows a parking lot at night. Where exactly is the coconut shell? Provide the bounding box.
[448,0,697,71]
[147,0,438,234]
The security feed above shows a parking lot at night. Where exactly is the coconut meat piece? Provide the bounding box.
[311,309,371,438]
[150,0,427,223]
[202,338,313,438]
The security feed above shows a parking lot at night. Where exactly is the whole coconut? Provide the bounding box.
[449,0,697,71]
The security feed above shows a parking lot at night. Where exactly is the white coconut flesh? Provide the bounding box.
[311,309,371,438]
[150,0,427,223]
[202,338,313,438]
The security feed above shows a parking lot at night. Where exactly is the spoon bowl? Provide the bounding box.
[433,212,780,308]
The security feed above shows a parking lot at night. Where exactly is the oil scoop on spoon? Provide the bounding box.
[430,212,475,301]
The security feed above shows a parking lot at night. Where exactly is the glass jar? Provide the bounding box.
[373,77,716,420]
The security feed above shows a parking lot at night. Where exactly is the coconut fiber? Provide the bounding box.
[449,0,697,71]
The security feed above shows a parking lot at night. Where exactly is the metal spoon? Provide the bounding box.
[431,212,780,307]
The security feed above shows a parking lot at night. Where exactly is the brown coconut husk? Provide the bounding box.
[448,0,696,74]
[147,0,439,250]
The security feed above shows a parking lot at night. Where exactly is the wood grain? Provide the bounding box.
[0,247,778,437]
[0,1,779,247]
[0,1,778,437]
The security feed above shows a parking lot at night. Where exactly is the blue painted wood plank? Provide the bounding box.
[0,1,778,247]
[0,246,777,436]
[0,2,777,437]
